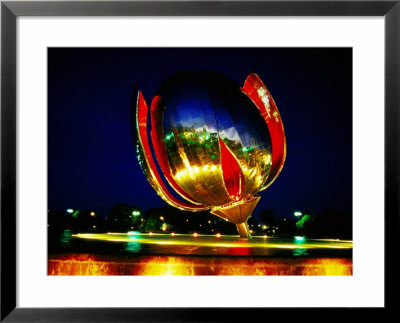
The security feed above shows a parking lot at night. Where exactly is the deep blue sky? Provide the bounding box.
[48,48,352,219]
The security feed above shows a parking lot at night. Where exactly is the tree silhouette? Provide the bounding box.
[258,209,277,227]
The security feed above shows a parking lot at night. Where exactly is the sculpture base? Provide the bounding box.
[236,222,252,239]
[211,197,260,239]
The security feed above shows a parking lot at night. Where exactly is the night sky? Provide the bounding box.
[48,48,352,220]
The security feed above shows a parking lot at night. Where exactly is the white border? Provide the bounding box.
[17,17,384,307]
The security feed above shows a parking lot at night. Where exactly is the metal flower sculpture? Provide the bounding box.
[134,71,286,238]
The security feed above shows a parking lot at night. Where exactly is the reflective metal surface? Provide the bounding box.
[135,71,286,237]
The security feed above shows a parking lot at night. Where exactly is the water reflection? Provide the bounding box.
[227,247,251,256]
[123,242,142,253]
[49,229,73,250]
[293,248,309,256]
[293,236,308,256]
[48,233,353,276]
[49,232,352,258]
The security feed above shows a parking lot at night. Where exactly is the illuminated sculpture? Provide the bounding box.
[135,71,286,238]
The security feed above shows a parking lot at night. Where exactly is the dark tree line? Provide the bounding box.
[256,208,352,239]
[48,204,352,239]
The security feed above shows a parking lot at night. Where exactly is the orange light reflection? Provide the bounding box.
[48,254,352,276]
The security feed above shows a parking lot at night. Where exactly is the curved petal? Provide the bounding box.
[150,95,204,205]
[219,138,246,201]
[241,73,287,190]
[136,90,209,211]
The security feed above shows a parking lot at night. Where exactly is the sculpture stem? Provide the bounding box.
[236,222,252,239]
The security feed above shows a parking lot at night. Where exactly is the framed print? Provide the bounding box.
[46,46,353,277]
[1,0,398,321]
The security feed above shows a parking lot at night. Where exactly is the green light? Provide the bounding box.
[242,146,253,152]
[294,211,302,217]
[294,236,305,242]
[132,211,140,216]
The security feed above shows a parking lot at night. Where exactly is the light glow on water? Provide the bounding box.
[49,233,353,276]
[72,233,352,250]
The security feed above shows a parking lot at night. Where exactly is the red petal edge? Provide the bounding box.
[241,73,287,188]
[136,90,208,210]
[150,95,203,205]
[219,138,245,202]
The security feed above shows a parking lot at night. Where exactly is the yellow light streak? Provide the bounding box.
[72,233,353,250]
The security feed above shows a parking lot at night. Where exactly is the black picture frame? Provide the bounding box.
[1,0,398,321]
